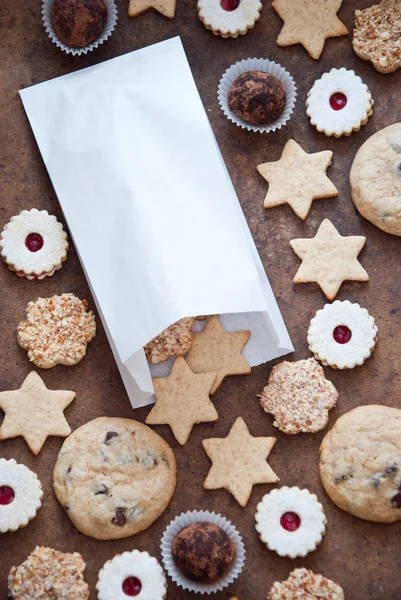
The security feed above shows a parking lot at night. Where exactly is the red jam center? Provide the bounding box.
[25,233,44,253]
[280,511,301,532]
[329,92,347,111]
[0,486,15,505]
[221,0,240,11]
[122,577,142,596]
[333,325,352,344]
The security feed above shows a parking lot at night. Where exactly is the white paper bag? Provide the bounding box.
[20,36,293,408]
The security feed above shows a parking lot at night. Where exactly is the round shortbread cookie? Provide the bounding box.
[53,417,176,540]
[0,209,68,279]
[350,123,401,236]
[307,300,378,369]
[306,68,373,137]
[97,551,167,600]
[0,458,43,533]
[320,405,401,523]
[197,0,262,38]
[255,487,327,558]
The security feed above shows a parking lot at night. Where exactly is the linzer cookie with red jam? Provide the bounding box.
[97,551,167,600]
[144,317,195,364]
[308,300,378,369]
[0,209,68,279]
[268,568,345,600]
[8,547,89,600]
[259,358,338,434]
[255,487,327,558]
[320,405,401,523]
[0,458,43,533]
[306,68,373,137]
[197,0,262,38]
[53,417,176,540]
[17,293,96,369]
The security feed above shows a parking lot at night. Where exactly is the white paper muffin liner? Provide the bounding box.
[42,0,118,56]
[218,57,297,133]
[160,510,245,595]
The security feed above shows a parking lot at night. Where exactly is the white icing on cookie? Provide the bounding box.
[197,0,262,38]
[0,209,68,279]
[255,486,327,558]
[0,458,43,533]
[306,68,373,137]
[308,300,378,369]
[96,551,167,600]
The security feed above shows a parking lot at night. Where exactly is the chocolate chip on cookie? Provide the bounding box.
[320,405,401,522]
[53,417,177,540]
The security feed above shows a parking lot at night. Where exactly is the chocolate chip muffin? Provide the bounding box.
[52,0,108,48]
[172,522,236,584]
[228,70,286,125]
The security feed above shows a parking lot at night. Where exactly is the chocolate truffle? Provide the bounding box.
[51,0,108,48]
[228,71,286,125]
[172,522,236,584]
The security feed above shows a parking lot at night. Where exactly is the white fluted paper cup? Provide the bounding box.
[161,510,245,595]
[42,0,118,56]
[218,57,297,133]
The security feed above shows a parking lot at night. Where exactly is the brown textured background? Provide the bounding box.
[0,1,401,598]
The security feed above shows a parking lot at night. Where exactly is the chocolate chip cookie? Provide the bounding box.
[319,405,401,522]
[53,417,176,540]
[351,123,401,236]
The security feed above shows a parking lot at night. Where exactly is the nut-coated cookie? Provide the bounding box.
[53,417,176,540]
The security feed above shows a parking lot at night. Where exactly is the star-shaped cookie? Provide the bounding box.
[0,372,76,455]
[146,357,217,445]
[186,316,251,394]
[128,0,176,18]
[290,219,369,300]
[257,140,338,220]
[273,0,348,60]
[203,417,279,507]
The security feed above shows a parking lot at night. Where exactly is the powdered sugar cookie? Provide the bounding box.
[0,209,68,279]
[268,568,344,600]
[308,300,378,369]
[353,0,401,74]
[306,68,373,137]
[144,317,195,364]
[97,550,167,599]
[0,458,43,533]
[255,487,327,558]
[259,358,338,434]
[17,293,96,368]
[8,547,89,600]
[197,0,262,38]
